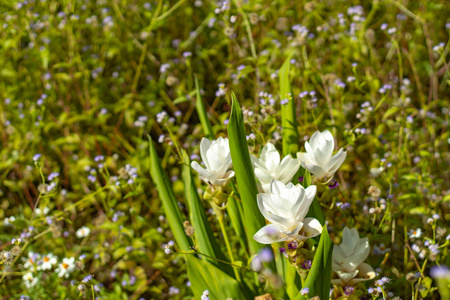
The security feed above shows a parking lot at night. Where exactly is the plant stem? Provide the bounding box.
[212,203,241,282]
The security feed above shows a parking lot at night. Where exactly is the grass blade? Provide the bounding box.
[195,76,214,139]
[279,56,299,156]
[149,137,191,251]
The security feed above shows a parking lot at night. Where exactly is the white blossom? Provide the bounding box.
[55,257,75,278]
[23,272,38,288]
[191,137,234,187]
[252,143,301,193]
[253,180,322,244]
[37,253,58,271]
[76,226,91,238]
[332,227,376,285]
[297,130,346,181]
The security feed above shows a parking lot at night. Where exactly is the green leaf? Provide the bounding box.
[227,182,248,250]
[227,93,270,258]
[195,76,214,139]
[295,227,334,300]
[382,106,401,120]
[442,194,450,202]
[148,138,192,251]
[181,150,233,276]
[186,255,248,299]
[303,171,325,225]
[279,56,299,156]
[274,246,296,299]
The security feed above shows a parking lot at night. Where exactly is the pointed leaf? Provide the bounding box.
[280,56,299,156]
[181,150,234,276]
[227,93,270,258]
[187,255,248,299]
[195,76,214,139]
[302,170,325,225]
[149,138,191,251]
[294,227,333,300]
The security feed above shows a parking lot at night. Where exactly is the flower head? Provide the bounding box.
[23,252,40,269]
[297,130,346,181]
[332,227,375,285]
[76,226,91,238]
[191,137,234,187]
[37,253,58,271]
[253,180,322,244]
[22,272,38,288]
[55,257,75,278]
[252,143,301,193]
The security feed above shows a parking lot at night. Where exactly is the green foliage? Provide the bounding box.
[280,55,299,156]
[186,255,247,299]
[0,0,449,298]
[295,227,334,300]
[180,150,233,275]
[149,138,191,252]
[195,77,215,140]
[227,93,267,256]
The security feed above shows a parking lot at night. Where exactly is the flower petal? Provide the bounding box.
[276,155,301,183]
[200,138,212,170]
[253,224,288,244]
[260,143,281,171]
[325,148,347,175]
[301,217,323,238]
[191,161,214,182]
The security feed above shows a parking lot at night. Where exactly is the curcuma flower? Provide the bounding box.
[297,130,346,182]
[252,143,301,193]
[253,180,322,244]
[332,227,376,286]
[191,137,235,187]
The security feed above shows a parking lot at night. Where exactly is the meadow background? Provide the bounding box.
[0,0,449,299]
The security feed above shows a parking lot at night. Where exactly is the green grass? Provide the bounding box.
[0,0,449,299]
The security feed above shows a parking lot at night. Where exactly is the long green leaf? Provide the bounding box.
[149,138,191,251]
[181,150,234,276]
[227,93,267,256]
[284,257,301,299]
[227,196,248,252]
[228,182,248,250]
[195,76,214,139]
[294,227,334,300]
[279,56,299,156]
[187,255,248,299]
[302,170,325,225]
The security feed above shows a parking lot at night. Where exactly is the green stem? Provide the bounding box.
[212,203,241,282]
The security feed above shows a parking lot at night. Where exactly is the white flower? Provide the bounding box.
[372,243,390,256]
[55,257,75,278]
[253,180,322,244]
[332,227,376,285]
[297,130,347,181]
[23,252,40,270]
[3,216,15,226]
[191,137,235,187]
[35,207,50,216]
[201,290,210,300]
[76,226,91,238]
[23,272,38,288]
[37,253,58,271]
[252,143,301,193]
[408,228,422,239]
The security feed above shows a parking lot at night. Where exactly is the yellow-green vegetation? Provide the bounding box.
[0,0,449,299]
